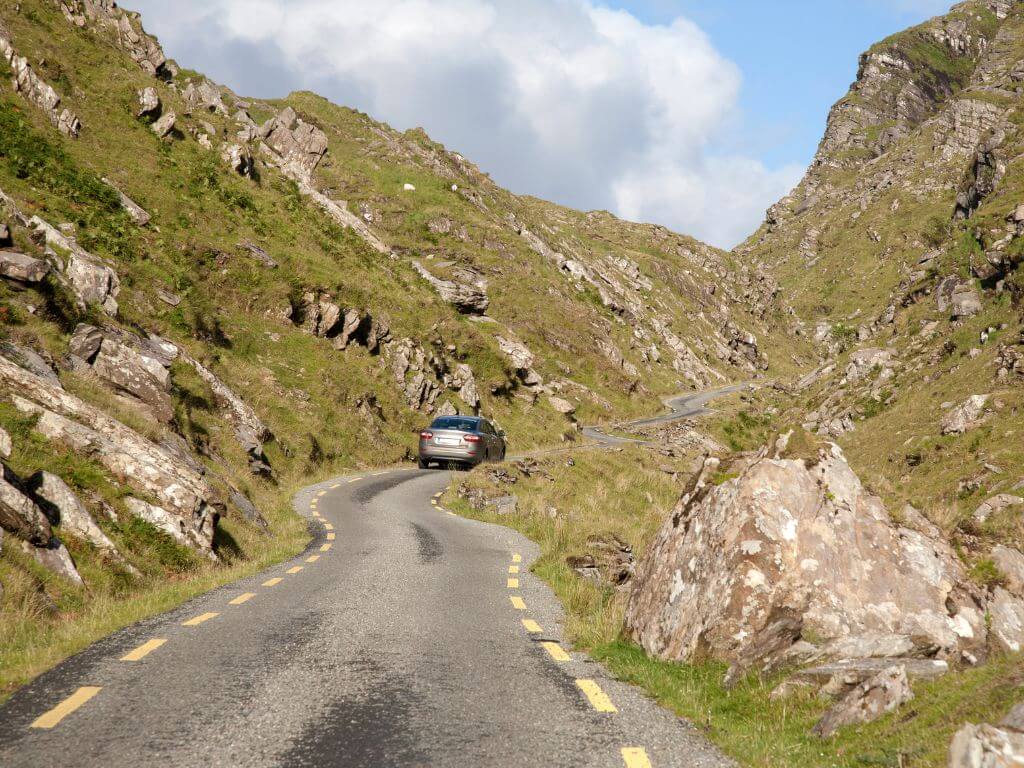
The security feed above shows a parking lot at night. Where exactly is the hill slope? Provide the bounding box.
[0,0,786,695]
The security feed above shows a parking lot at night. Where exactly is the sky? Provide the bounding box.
[127,0,955,249]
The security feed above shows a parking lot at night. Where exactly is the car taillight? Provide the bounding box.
[463,434,481,443]
[420,431,433,439]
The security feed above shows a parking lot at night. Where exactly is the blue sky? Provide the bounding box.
[607,0,953,168]
[131,0,955,247]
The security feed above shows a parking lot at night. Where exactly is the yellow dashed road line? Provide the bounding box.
[330,483,341,489]
[512,553,522,563]
[324,523,334,531]
[306,555,320,563]
[30,687,102,729]
[262,577,283,587]
[621,747,653,768]
[347,477,361,483]
[541,642,571,662]
[521,619,542,633]
[286,566,303,575]
[182,612,219,627]
[229,593,256,605]
[576,679,617,713]
[507,578,519,589]
[316,491,326,498]
[326,532,336,541]
[510,596,526,610]
[120,638,166,662]
[508,565,520,574]
[321,543,332,552]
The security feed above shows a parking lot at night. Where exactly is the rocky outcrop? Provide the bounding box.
[566,533,634,587]
[102,179,151,226]
[178,352,272,459]
[0,342,62,388]
[0,22,81,138]
[260,106,328,180]
[0,465,52,546]
[937,276,982,318]
[222,143,256,178]
[183,79,228,116]
[411,261,489,314]
[811,665,913,738]
[496,336,543,389]
[625,435,988,683]
[29,216,120,315]
[60,0,169,77]
[69,325,173,421]
[136,86,160,118]
[28,470,121,557]
[0,251,50,283]
[942,394,990,435]
[0,355,219,558]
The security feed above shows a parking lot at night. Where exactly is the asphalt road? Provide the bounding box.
[581,383,750,445]
[0,467,733,767]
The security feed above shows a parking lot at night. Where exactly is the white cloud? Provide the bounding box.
[129,0,800,248]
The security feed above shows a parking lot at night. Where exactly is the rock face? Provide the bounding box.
[625,436,986,681]
[151,111,176,139]
[92,337,174,421]
[942,394,990,435]
[260,106,328,180]
[0,354,219,558]
[136,86,161,118]
[949,703,1024,767]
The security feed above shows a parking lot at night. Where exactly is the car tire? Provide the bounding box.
[418,458,430,469]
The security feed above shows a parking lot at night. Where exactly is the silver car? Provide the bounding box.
[418,416,506,469]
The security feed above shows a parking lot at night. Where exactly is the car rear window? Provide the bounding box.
[430,417,478,431]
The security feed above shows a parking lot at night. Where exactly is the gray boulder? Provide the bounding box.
[182,80,228,115]
[937,277,982,318]
[230,489,267,529]
[412,261,489,314]
[988,587,1024,653]
[812,665,913,738]
[0,355,218,558]
[221,143,255,177]
[0,222,10,246]
[0,251,49,283]
[69,323,104,362]
[0,426,10,459]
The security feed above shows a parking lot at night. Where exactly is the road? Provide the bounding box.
[581,383,749,445]
[0,399,740,766]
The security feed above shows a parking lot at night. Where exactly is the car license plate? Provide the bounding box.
[436,437,459,446]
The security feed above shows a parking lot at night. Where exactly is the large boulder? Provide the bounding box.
[25,538,83,584]
[260,106,328,180]
[30,216,120,315]
[0,342,62,388]
[625,434,986,682]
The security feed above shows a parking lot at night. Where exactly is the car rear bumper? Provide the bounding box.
[419,444,481,463]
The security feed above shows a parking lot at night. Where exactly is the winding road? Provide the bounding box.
[0,388,742,767]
